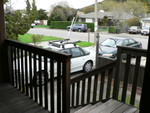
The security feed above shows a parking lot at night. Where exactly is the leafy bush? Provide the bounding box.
[50,21,72,29]
[31,35,43,45]
[108,26,117,33]
[49,21,94,32]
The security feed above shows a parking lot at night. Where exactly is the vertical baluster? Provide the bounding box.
[29,52,33,98]
[14,47,17,88]
[17,48,21,90]
[25,50,28,95]
[76,81,80,106]
[33,53,37,102]
[57,62,61,112]
[130,56,141,105]
[50,59,54,113]
[38,55,42,105]
[87,76,92,103]
[72,83,75,107]
[121,54,131,102]
[81,79,85,105]
[10,46,14,85]
[99,71,105,100]
[93,74,98,102]
[44,57,48,109]
[21,49,25,92]
[106,68,113,98]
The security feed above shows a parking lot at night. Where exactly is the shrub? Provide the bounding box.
[31,35,43,45]
[50,21,94,32]
[108,26,117,33]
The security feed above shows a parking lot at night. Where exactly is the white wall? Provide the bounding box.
[141,20,150,27]
[85,19,93,23]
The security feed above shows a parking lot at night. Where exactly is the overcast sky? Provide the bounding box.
[9,0,103,11]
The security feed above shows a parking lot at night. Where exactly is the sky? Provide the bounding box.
[10,0,103,11]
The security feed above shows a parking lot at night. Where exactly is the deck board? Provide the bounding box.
[0,84,49,113]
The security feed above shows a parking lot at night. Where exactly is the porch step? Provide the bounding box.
[70,99,139,113]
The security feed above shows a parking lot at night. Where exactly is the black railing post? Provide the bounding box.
[140,30,150,112]
[112,46,122,99]
[0,0,8,83]
[62,56,70,113]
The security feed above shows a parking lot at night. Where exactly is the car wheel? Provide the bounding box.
[83,61,93,72]
[78,28,82,32]
[33,70,47,86]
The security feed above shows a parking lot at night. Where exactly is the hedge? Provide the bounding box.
[108,26,117,33]
[50,21,94,32]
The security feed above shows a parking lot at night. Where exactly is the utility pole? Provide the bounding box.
[95,0,99,68]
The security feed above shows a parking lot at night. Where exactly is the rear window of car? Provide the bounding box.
[101,38,123,47]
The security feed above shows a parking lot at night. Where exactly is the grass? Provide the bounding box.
[18,33,94,47]
[76,41,94,47]
[35,25,49,28]
[18,33,63,43]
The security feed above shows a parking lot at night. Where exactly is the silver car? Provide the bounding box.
[128,26,141,34]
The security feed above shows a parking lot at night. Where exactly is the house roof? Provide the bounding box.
[79,12,113,19]
[79,11,134,20]
[141,17,150,21]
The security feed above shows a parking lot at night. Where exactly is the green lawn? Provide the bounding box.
[77,41,94,47]
[18,33,94,47]
[35,25,49,28]
[18,33,63,43]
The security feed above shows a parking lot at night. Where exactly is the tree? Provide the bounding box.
[36,9,48,20]
[100,0,148,18]
[48,1,76,25]
[123,0,148,17]
[4,0,38,40]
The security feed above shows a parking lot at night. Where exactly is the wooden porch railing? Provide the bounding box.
[70,61,116,108]
[70,46,147,109]
[5,39,71,113]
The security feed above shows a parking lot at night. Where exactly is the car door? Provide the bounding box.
[70,47,86,72]
[128,39,141,48]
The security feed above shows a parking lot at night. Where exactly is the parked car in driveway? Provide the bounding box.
[34,39,95,85]
[67,24,88,32]
[128,26,141,34]
[31,23,36,28]
[99,37,142,58]
[141,27,149,35]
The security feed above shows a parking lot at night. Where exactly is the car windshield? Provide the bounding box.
[101,38,123,48]
[143,27,149,30]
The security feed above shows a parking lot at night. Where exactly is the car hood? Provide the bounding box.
[99,46,117,54]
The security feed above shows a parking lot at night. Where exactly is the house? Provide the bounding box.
[78,11,134,23]
[0,0,148,112]
[140,17,150,27]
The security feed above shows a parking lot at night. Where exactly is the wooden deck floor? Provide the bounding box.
[0,83,49,113]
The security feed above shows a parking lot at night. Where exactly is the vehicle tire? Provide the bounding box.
[83,61,93,72]
[78,28,82,32]
[33,70,48,87]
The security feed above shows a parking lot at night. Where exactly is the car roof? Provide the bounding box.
[45,39,81,50]
[109,37,134,40]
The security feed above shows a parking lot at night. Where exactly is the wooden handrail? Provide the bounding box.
[71,61,116,84]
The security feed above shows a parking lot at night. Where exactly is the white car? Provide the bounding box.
[31,23,36,28]
[44,39,95,73]
[34,39,96,85]
[141,27,149,35]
